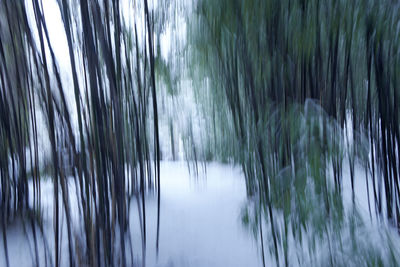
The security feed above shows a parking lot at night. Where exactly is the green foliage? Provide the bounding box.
[187,0,400,265]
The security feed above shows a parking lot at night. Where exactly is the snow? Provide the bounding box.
[131,161,262,267]
[0,161,263,267]
[2,157,400,267]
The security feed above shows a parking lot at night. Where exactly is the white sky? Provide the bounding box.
[24,0,177,137]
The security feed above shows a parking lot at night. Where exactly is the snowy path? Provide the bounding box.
[132,161,263,267]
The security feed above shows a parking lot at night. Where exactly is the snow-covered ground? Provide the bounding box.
[131,162,262,267]
[0,162,263,267]
[2,159,400,267]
